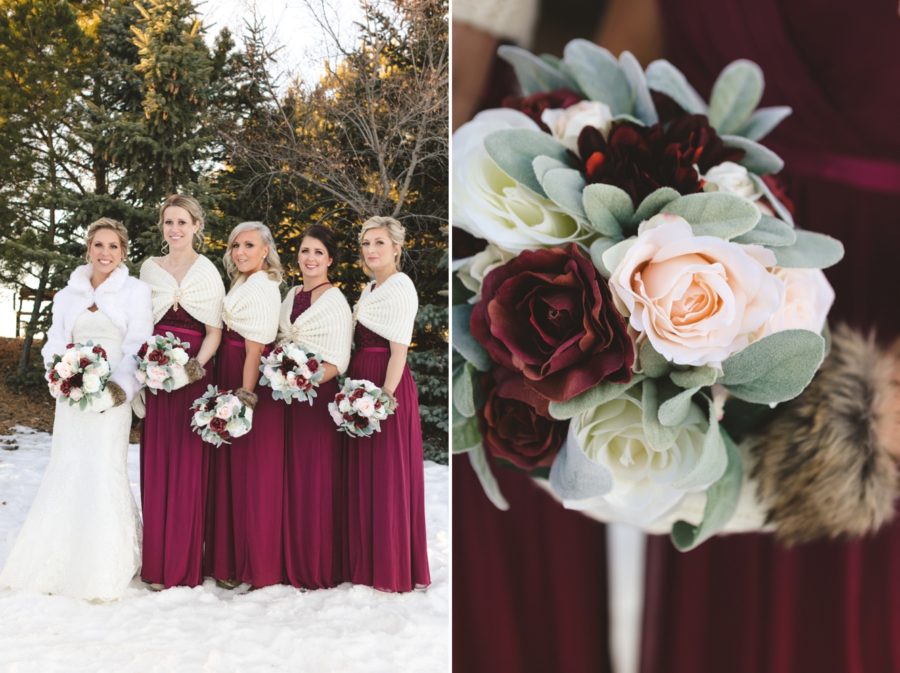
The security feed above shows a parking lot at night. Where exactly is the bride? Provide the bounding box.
[0,218,153,601]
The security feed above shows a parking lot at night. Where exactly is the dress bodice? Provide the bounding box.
[157,305,205,332]
[290,289,313,322]
[354,322,390,349]
[71,309,124,368]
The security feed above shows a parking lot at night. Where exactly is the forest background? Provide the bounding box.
[0,0,449,461]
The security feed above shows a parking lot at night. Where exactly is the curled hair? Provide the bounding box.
[158,194,205,250]
[223,221,283,284]
[84,217,129,263]
[359,215,406,271]
[299,224,340,266]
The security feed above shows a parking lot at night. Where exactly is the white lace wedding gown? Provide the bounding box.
[0,309,142,600]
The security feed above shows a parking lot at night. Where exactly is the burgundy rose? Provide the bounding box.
[480,368,569,470]
[209,417,227,433]
[577,115,744,207]
[148,349,163,363]
[66,343,74,349]
[350,388,365,401]
[79,357,91,369]
[137,343,148,358]
[94,345,106,358]
[471,244,634,402]
[502,88,583,132]
[60,380,71,395]
[307,359,319,373]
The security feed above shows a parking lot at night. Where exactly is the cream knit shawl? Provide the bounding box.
[223,270,281,344]
[353,272,418,346]
[278,286,353,373]
[140,256,225,327]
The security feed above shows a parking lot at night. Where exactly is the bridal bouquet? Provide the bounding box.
[452,40,844,549]
[258,344,325,404]
[189,385,253,447]
[134,332,191,393]
[46,341,112,409]
[329,378,394,438]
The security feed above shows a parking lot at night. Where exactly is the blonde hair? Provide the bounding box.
[223,221,283,284]
[84,217,129,263]
[158,194,205,250]
[359,215,406,271]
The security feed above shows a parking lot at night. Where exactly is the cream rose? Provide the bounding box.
[540,101,614,155]
[453,108,588,253]
[81,373,102,394]
[605,214,784,367]
[761,267,834,336]
[703,161,773,216]
[456,244,515,302]
[569,384,722,524]
[171,348,189,366]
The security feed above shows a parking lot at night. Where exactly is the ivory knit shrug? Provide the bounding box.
[222,270,281,344]
[353,272,418,347]
[278,286,353,374]
[140,256,225,328]
[42,264,153,401]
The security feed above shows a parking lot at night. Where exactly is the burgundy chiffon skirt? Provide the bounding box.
[344,347,431,592]
[453,455,612,673]
[205,333,285,587]
[141,319,212,587]
[283,377,345,589]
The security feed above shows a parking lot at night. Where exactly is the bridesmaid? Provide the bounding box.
[279,224,353,589]
[140,194,224,590]
[205,221,284,589]
[345,216,431,592]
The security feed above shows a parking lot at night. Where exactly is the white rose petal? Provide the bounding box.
[456,244,515,302]
[453,108,588,253]
[82,373,101,394]
[541,101,614,155]
[761,267,834,336]
[571,386,720,524]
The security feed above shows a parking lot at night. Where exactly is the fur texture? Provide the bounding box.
[747,324,899,545]
[184,358,206,383]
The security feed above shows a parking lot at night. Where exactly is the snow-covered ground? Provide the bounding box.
[0,426,449,673]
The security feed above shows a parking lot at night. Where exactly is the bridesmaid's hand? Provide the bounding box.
[383,388,398,413]
[234,387,258,410]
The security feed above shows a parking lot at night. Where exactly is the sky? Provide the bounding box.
[200,0,367,85]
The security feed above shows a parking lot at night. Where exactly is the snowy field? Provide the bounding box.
[0,426,449,673]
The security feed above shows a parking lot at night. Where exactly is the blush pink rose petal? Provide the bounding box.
[606,214,784,367]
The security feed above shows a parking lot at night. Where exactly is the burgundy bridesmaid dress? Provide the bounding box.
[640,3,900,673]
[205,328,285,587]
[141,306,213,587]
[283,287,345,589]
[344,322,431,592]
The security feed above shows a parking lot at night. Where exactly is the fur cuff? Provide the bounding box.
[746,324,899,545]
[184,358,206,383]
[106,381,127,408]
[234,387,258,410]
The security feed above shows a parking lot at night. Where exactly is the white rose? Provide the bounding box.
[95,359,110,376]
[570,385,721,524]
[171,348,189,366]
[456,244,515,303]
[605,214,784,367]
[69,388,84,402]
[55,361,73,379]
[353,396,376,418]
[453,108,588,253]
[82,373,101,394]
[541,101,614,155]
[761,267,834,336]
[338,397,353,413]
[702,161,775,216]
[61,350,78,367]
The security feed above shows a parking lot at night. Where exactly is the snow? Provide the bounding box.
[0,426,449,673]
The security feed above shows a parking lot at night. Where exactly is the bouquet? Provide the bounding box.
[258,344,325,404]
[452,40,844,549]
[134,332,191,393]
[46,341,113,409]
[329,378,394,438]
[189,385,253,447]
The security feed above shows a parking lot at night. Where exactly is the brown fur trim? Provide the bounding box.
[106,381,127,408]
[184,358,206,383]
[746,324,899,545]
[234,387,258,410]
